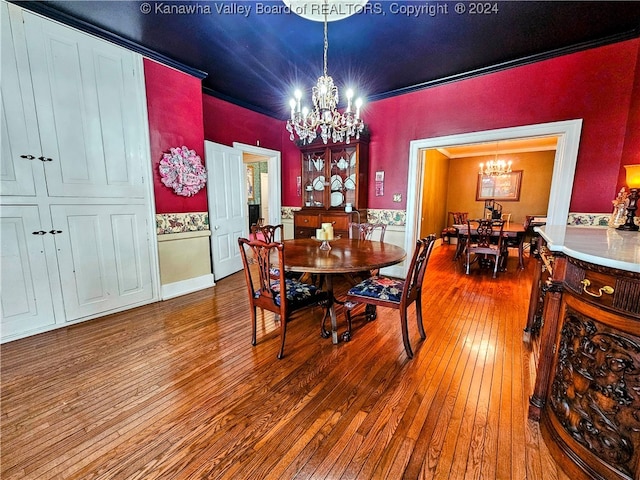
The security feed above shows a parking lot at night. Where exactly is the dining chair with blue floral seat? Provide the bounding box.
[238,237,329,359]
[343,234,437,358]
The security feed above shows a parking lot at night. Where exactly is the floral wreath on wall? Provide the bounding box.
[159,146,207,197]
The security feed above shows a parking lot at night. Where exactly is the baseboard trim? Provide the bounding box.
[161,274,215,300]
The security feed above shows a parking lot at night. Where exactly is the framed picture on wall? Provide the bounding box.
[476,170,523,201]
[246,165,255,200]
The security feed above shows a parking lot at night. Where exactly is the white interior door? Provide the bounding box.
[205,141,246,281]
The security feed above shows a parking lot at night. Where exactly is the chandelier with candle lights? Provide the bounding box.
[479,158,512,176]
[286,9,364,145]
[479,142,512,176]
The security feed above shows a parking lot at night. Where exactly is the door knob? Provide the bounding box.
[20,154,36,160]
[32,230,47,235]
[49,230,62,234]
[214,225,220,230]
[38,156,53,162]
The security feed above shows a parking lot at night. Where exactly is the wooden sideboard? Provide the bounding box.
[527,227,640,480]
[293,209,362,239]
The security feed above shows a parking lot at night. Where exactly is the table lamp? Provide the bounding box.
[618,164,640,231]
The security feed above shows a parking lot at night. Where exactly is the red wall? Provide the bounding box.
[265,39,639,213]
[202,95,283,150]
[144,58,207,214]
[360,39,640,212]
[202,94,301,207]
[198,39,639,214]
[620,41,640,185]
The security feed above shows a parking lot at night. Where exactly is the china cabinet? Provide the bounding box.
[294,136,369,239]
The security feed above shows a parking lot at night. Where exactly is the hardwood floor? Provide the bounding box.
[1,244,570,479]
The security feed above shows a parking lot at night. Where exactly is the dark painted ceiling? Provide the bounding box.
[14,1,640,119]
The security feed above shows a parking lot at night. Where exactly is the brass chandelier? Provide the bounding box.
[479,158,512,176]
[479,142,512,176]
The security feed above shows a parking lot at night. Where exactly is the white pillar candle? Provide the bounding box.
[325,226,334,240]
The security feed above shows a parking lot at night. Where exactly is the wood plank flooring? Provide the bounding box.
[1,244,570,479]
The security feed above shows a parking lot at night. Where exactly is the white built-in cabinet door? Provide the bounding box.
[0,2,41,196]
[1,206,56,337]
[0,2,157,342]
[19,8,146,198]
[50,204,153,321]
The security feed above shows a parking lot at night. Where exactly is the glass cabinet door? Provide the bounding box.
[302,149,327,207]
[329,146,356,209]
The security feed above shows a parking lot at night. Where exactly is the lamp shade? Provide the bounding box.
[625,164,640,189]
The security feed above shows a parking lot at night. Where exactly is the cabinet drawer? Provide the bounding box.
[319,214,350,231]
[294,227,315,239]
[294,214,320,228]
[565,259,640,316]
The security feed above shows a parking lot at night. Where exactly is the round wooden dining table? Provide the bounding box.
[283,238,407,344]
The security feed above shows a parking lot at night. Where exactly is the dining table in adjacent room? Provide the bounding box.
[283,237,407,344]
[453,222,527,269]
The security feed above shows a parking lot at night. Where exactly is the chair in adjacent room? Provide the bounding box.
[441,211,468,244]
[238,237,329,359]
[464,218,505,278]
[442,212,469,260]
[343,234,437,358]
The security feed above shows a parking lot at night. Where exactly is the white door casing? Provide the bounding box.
[260,172,270,222]
[206,141,246,281]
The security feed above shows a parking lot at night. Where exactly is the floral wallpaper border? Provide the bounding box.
[366,209,406,226]
[281,207,298,220]
[282,209,639,228]
[567,212,638,227]
[156,212,209,234]
[281,207,406,226]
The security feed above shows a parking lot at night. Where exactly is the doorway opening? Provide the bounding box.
[418,136,559,238]
[404,120,583,276]
[233,143,282,229]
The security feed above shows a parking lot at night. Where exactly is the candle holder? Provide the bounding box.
[312,235,341,251]
[618,165,640,232]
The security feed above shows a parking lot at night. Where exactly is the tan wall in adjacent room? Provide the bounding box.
[446,151,555,225]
